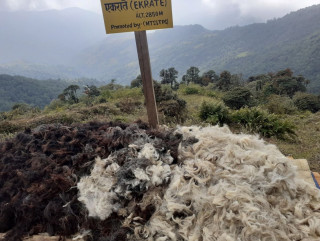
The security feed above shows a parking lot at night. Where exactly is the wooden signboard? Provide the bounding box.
[101,0,173,34]
[100,0,173,128]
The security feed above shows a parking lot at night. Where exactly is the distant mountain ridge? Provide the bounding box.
[0,5,320,92]
[0,74,102,111]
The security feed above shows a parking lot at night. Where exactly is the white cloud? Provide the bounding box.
[0,0,320,29]
[201,0,320,19]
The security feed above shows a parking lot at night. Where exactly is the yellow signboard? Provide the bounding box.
[100,0,173,33]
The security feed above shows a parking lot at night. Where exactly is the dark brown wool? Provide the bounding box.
[0,121,182,241]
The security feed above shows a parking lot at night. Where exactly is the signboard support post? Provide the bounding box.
[135,30,159,129]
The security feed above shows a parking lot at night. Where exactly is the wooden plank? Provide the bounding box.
[291,158,310,171]
[312,172,320,188]
[23,235,68,241]
[290,159,315,186]
[135,30,159,129]
[0,233,81,241]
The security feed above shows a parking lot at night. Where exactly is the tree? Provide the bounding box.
[60,85,80,104]
[201,70,218,86]
[275,68,293,77]
[249,70,308,98]
[131,75,143,88]
[222,87,253,109]
[181,75,190,85]
[160,67,179,89]
[230,73,243,87]
[273,76,306,97]
[216,70,232,91]
[182,67,200,85]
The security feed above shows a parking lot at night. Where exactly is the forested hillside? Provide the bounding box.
[0,74,101,111]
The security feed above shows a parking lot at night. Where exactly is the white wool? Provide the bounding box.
[138,143,160,162]
[77,157,120,220]
[146,163,171,186]
[134,125,320,241]
[78,143,172,220]
[72,230,91,240]
[77,125,320,240]
[134,168,150,181]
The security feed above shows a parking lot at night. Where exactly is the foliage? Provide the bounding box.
[84,85,100,97]
[183,86,200,95]
[181,67,200,85]
[160,67,179,89]
[100,81,124,91]
[59,85,80,104]
[154,82,187,123]
[0,121,20,134]
[265,95,297,114]
[232,107,296,139]
[216,70,232,91]
[293,92,320,113]
[201,70,219,86]
[0,74,71,112]
[116,98,142,114]
[44,99,66,112]
[130,75,143,88]
[158,99,186,123]
[222,87,253,110]
[254,69,308,98]
[111,87,143,100]
[199,101,230,126]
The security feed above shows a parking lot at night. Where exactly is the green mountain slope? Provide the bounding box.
[76,5,320,92]
[0,5,320,92]
[0,74,102,112]
[0,75,70,111]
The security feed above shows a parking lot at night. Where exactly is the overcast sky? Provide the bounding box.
[1,0,320,29]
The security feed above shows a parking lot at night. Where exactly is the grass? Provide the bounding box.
[0,84,319,171]
[269,112,320,171]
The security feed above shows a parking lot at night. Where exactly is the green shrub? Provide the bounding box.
[99,89,112,100]
[44,99,66,112]
[111,87,142,99]
[11,103,40,115]
[222,87,253,110]
[293,92,320,113]
[266,95,297,114]
[159,99,187,123]
[0,121,20,134]
[184,86,199,95]
[178,83,204,95]
[116,98,142,114]
[232,107,296,139]
[154,82,187,123]
[98,98,108,103]
[206,91,217,98]
[199,101,230,126]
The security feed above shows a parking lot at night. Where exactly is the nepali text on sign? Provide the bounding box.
[101,0,173,33]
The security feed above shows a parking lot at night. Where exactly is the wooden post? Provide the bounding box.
[135,30,159,129]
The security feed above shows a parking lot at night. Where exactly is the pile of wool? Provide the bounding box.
[1,122,320,241]
[0,121,182,241]
[78,125,320,241]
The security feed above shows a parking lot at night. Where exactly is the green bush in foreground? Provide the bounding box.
[199,101,230,126]
[184,86,200,95]
[232,107,296,139]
